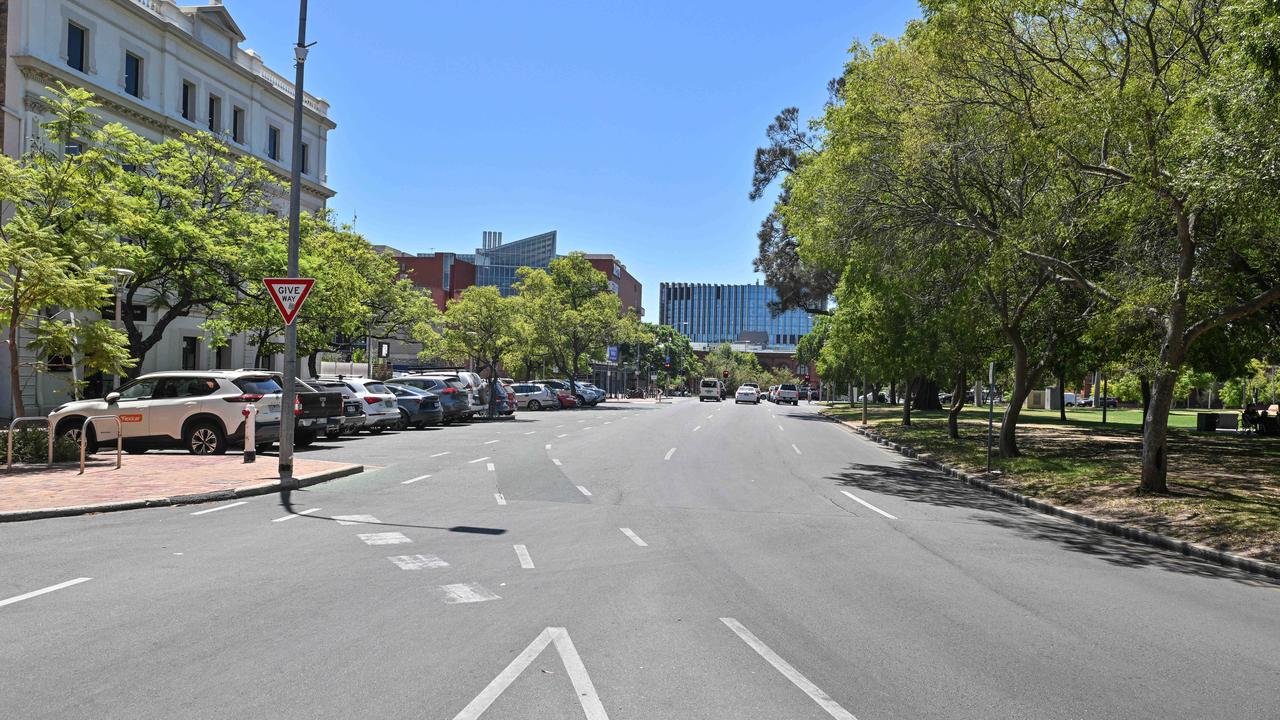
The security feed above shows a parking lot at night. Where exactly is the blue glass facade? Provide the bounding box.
[657,282,820,351]
[475,231,558,296]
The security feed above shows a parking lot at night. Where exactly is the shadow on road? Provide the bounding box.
[829,462,1278,587]
[276,489,506,535]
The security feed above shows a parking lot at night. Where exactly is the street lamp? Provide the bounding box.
[111,268,134,390]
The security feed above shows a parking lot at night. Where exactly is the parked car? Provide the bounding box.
[385,384,444,429]
[48,370,284,455]
[312,379,369,437]
[582,383,607,403]
[263,374,344,447]
[735,385,760,404]
[554,388,579,409]
[699,378,724,402]
[318,377,399,433]
[775,383,800,405]
[405,370,486,418]
[1081,396,1119,408]
[532,379,595,407]
[390,375,471,423]
[498,381,517,416]
[511,383,558,410]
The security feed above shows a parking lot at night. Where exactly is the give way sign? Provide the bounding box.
[263,277,316,325]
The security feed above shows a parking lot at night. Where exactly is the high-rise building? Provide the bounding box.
[474,231,557,296]
[658,282,820,351]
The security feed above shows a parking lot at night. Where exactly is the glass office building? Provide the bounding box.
[474,231,558,296]
[657,282,821,351]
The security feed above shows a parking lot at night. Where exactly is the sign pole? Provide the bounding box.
[987,361,995,474]
[280,0,310,486]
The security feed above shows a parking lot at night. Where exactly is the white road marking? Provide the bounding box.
[577,419,586,423]
[604,421,612,425]
[484,439,499,445]
[388,554,448,570]
[778,424,785,431]
[840,490,898,519]
[552,458,563,466]
[402,474,431,485]
[557,433,568,438]
[707,414,714,419]
[272,508,320,522]
[556,425,565,428]
[438,582,501,604]
[693,425,702,432]
[584,426,594,430]
[523,431,535,435]
[468,456,490,464]
[333,514,380,525]
[494,493,507,505]
[451,627,608,720]
[792,444,802,455]
[430,451,451,458]
[486,463,495,472]
[620,527,648,547]
[545,443,552,450]
[576,485,592,496]
[358,532,411,545]
[189,501,247,516]
[720,618,858,720]
[664,447,676,460]
[0,577,92,609]
[514,544,535,568]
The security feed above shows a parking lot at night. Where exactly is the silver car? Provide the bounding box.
[510,382,558,410]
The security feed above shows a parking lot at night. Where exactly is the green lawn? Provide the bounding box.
[820,402,1208,429]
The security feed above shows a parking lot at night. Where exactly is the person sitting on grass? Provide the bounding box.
[1243,404,1260,434]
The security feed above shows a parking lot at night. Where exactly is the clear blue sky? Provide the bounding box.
[227,1,921,317]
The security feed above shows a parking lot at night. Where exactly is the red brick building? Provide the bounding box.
[377,247,477,311]
[585,254,643,318]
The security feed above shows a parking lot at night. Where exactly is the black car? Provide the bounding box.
[385,384,444,429]
[391,375,471,423]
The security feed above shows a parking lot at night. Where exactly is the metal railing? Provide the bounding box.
[6,417,52,471]
[80,416,123,475]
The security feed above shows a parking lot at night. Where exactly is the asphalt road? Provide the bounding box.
[3,397,1278,719]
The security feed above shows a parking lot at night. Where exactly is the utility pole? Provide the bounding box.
[279,0,311,485]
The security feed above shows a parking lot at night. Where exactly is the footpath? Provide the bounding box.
[0,453,362,521]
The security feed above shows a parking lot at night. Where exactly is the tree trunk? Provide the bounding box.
[307,351,319,378]
[912,377,942,410]
[1057,369,1067,421]
[948,368,966,440]
[999,336,1040,458]
[1140,378,1152,431]
[9,317,23,418]
[901,376,915,426]
[1140,371,1177,493]
[889,381,897,405]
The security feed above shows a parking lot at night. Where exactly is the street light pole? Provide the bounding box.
[279,0,310,484]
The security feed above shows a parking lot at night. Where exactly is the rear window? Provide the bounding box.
[235,377,283,394]
[781,384,797,391]
[702,380,720,388]
[364,382,391,394]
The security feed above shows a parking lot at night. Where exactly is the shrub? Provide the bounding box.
[0,428,80,464]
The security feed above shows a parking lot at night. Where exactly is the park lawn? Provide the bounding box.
[822,404,1280,564]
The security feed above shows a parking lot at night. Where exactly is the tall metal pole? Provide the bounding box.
[987,361,995,473]
[279,0,310,484]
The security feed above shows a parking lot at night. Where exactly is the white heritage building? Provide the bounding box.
[0,0,337,413]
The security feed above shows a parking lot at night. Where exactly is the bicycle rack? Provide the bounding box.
[80,415,123,475]
[6,416,53,471]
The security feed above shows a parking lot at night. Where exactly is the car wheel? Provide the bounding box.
[56,418,93,450]
[185,422,225,455]
[325,427,342,440]
[529,400,541,411]
[296,428,316,448]
[369,425,385,435]
[395,409,410,431]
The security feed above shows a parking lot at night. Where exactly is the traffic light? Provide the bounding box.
[722,370,729,379]
[804,374,811,383]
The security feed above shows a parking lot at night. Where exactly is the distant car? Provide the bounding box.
[735,385,760,404]
[47,370,284,455]
[512,383,558,410]
[554,388,579,408]
[318,377,399,433]
[533,379,597,407]
[775,383,799,405]
[699,378,723,402]
[582,383,607,403]
[391,375,471,423]
[497,380,517,416]
[385,383,444,429]
[1081,396,1119,408]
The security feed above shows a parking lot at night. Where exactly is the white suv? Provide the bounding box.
[317,376,400,432]
[48,371,284,455]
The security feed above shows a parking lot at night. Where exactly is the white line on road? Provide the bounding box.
[552,458,563,466]
[620,527,648,547]
[524,431,536,435]
[577,419,585,423]
[334,514,380,525]
[664,447,676,460]
[0,577,92,609]
[451,627,608,720]
[693,425,702,432]
[720,618,858,719]
[840,490,898,519]
[272,508,320,522]
[388,554,448,570]
[468,456,490,463]
[778,424,785,431]
[545,443,552,450]
[401,474,431,485]
[494,493,506,505]
[792,444,802,455]
[576,485,592,496]
[430,451,451,458]
[484,439,499,445]
[557,433,568,438]
[486,463,495,472]
[438,582,501,604]
[514,544,535,568]
[190,501,247,516]
[604,421,612,425]
[358,532,411,545]
[583,426,594,430]
[707,414,714,419]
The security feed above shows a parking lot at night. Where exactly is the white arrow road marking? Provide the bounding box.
[494,493,507,505]
[840,490,898,520]
[452,626,608,720]
[664,447,676,460]
[514,544,534,568]
[721,618,858,720]
[620,528,647,547]
[438,582,500,604]
[189,501,247,516]
[387,554,448,570]
[0,577,92,608]
[358,532,411,545]
[576,485,592,496]
[402,474,431,485]
[334,514,380,525]
[272,508,319,522]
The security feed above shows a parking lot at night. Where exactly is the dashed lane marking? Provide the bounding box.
[576,485,592,496]
[272,508,320,522]
[514,544,535,568]
[693,425,702,432]
[469,456,491,464]
[557,433,569,438]
[620,527,648,547]
[388,554,448,570]
[484,439,499,445]
[778,424,785,431]
[0,577,92,609]
[495,493,507,505]
[840,490,898,520]
[358,532,411,545]
[402,474,431,485]
[430,451,451,458]
[523,431,536,435]
[334,514,380,525]
[438,582,501,604]
[545,443,552,450]
[721,618,858,720]
[190,501,248,516]
[792,444,802,455]
[664,447,676,461]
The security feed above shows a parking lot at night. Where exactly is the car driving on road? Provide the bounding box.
[700,378,724,402]
[735,385,760,404]
[775,383,800,405]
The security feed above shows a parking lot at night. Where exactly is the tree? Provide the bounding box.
[426,286,518,417]
[0,85,132,414]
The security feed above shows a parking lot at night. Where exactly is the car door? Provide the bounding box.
[148,377,219,443]
[110,377,158,440]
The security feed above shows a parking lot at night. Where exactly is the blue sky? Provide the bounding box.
[227,1,921,316]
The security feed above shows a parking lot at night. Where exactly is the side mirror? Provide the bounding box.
[105,392,121,403]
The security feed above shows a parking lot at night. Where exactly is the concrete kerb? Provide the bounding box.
[818,412,1280,582]
[0,464,364,523]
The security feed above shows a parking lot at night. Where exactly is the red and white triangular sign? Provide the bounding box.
[263,277,316,325]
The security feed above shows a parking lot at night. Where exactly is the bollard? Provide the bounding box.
[243,403,257,464]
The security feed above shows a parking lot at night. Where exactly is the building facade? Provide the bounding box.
[1,0,337,413]
[473,230,557,296]
[658,282,819,352]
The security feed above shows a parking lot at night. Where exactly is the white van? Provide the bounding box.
[699,378,723,402]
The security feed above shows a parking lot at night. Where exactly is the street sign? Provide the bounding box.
[649,372,658,380]
[378,341,390,359]
[263,277,315,325]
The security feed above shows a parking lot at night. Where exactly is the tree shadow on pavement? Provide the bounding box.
[829,462,1278,587]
